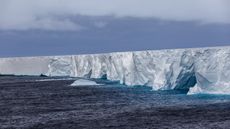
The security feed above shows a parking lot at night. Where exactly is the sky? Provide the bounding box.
[0,0,230,57]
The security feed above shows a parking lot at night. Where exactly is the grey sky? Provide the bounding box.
[0,1,229,57]
[1,0,230,30]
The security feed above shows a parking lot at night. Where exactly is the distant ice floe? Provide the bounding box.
[36,78,74,82]
[70,79,102,86]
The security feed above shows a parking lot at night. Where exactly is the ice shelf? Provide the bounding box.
[0,46,230,94]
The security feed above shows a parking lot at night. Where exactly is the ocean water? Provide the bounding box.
[1,76,230,129]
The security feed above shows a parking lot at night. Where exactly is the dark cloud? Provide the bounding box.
[0,17,229,57]
[0,0,230,30]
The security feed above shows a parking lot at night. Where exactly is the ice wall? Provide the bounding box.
[0,46,230,94]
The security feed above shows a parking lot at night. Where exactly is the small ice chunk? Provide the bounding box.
[188,83,230,95]
[70,79,101,86]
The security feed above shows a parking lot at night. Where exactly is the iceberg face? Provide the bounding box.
[190,48,230,94]
[48,56,76,77]
[0,57,50,75]
[0,46,230,94]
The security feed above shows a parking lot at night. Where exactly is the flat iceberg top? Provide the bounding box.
[0,46,230,94]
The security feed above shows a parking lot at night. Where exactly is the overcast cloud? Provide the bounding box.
[0,0,230,30]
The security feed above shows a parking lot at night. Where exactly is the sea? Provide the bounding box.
[1,76,230,129]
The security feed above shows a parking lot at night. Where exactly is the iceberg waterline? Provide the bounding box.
[0,46,230,94]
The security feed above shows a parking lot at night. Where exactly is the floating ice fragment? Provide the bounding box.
[70,79,102,86]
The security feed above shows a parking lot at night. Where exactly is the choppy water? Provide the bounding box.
[1,76,230,129]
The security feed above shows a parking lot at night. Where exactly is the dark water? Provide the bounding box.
[1,76,230,129]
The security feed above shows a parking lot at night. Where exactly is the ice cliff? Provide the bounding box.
[0,46,230,94]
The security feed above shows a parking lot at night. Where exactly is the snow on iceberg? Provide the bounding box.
[70,79,101,86]
[0,46,230,94]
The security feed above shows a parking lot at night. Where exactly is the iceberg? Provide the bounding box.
[70,79,101,86]
[0,46,230,94]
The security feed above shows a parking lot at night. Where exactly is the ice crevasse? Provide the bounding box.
[0,46,230,94]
